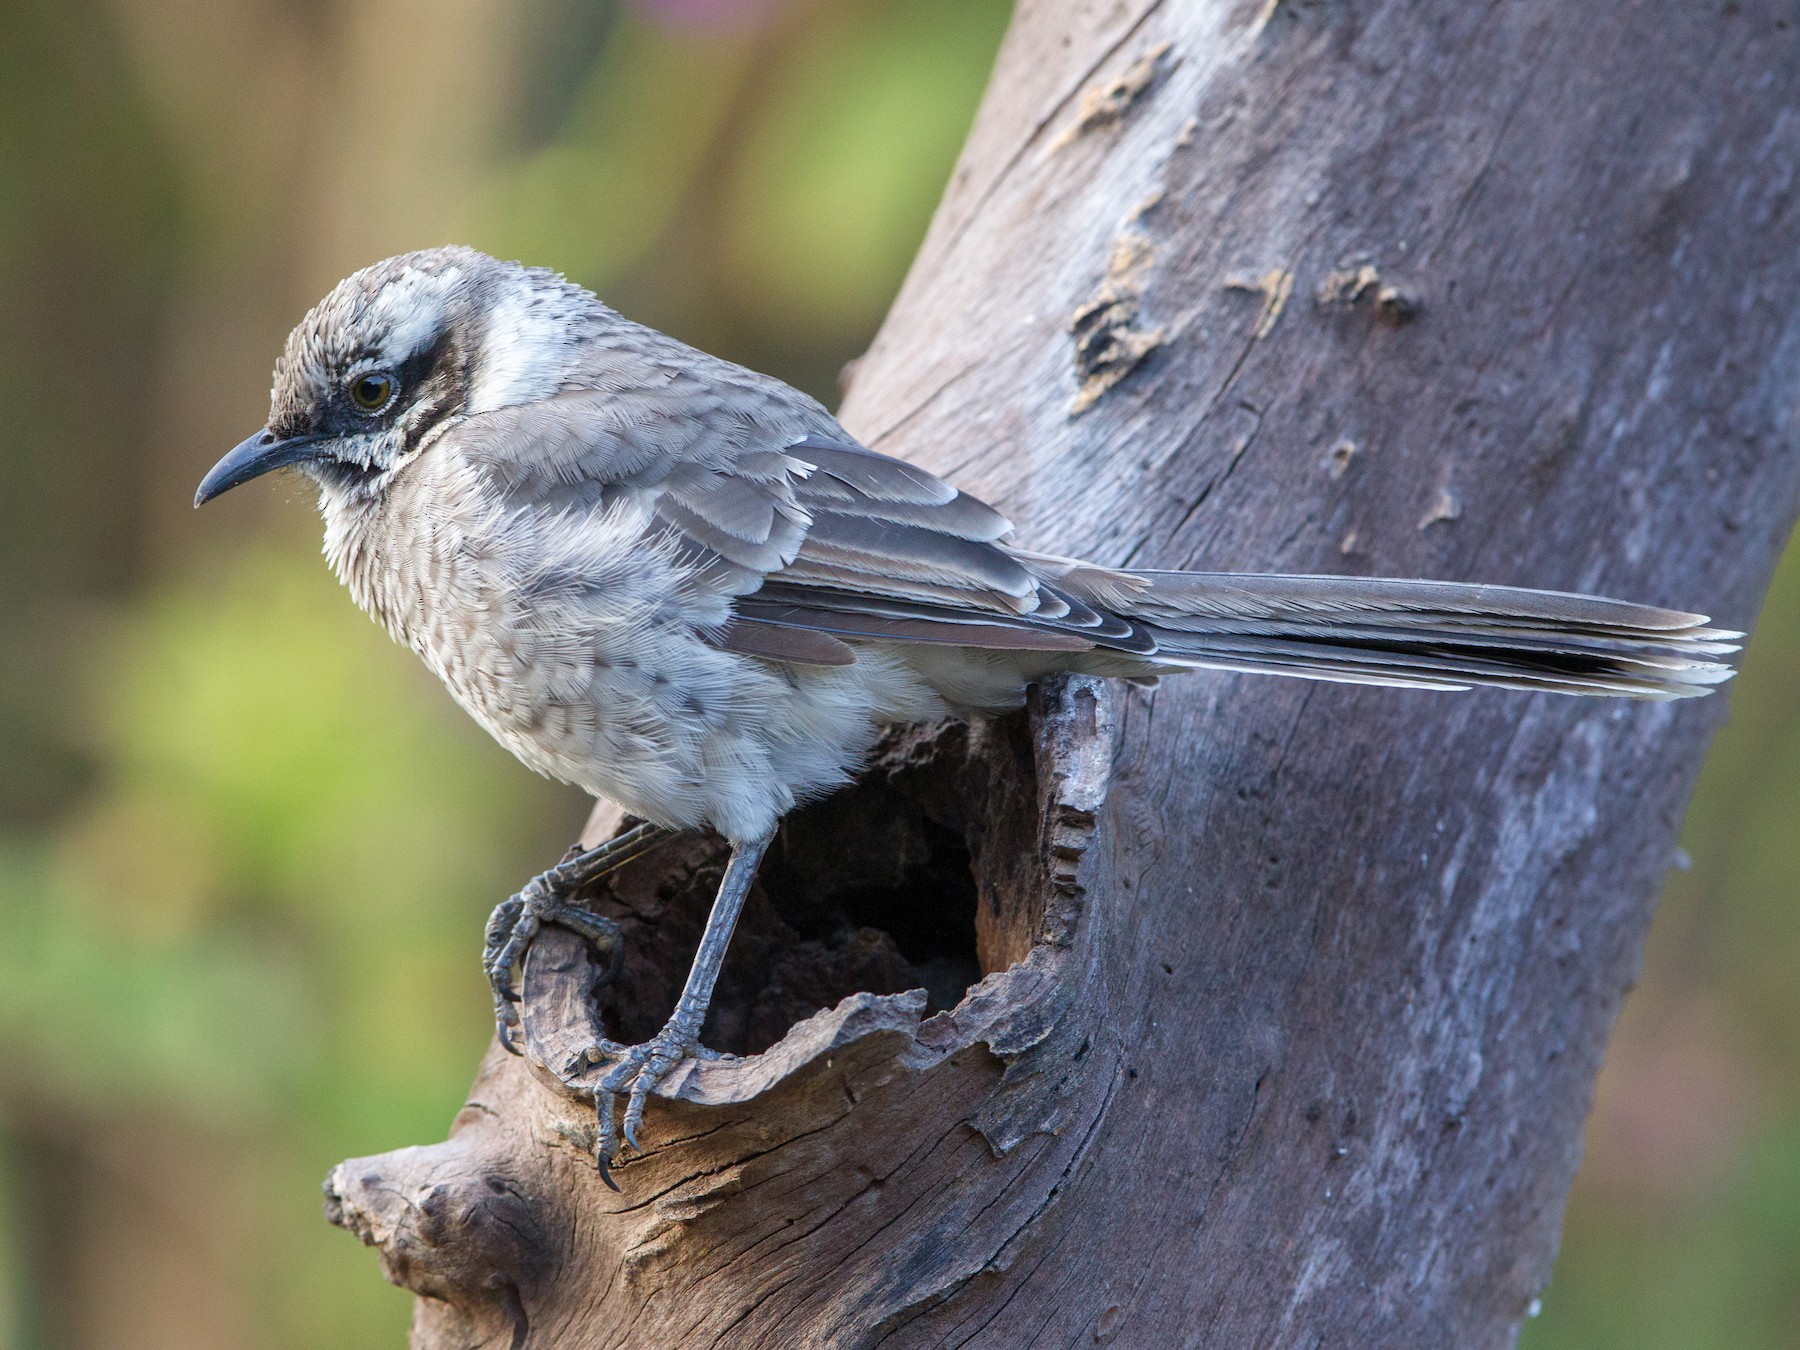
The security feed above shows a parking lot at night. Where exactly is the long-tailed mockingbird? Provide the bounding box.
[195,247,1738,1167]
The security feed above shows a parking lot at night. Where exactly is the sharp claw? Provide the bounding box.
[595,1086,622,1170]
[483,823,698,1170]
[594,1087,622,1180]
[488,969,515,999]
[585,1029,697,1164]
[622,1090,647,1153]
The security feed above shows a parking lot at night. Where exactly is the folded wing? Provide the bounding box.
[474,400,1739,701]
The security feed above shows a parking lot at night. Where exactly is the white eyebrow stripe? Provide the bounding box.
[371,266,459,367]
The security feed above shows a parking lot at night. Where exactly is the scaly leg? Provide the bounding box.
[483,820,673,1053]
[590,830,774,1170]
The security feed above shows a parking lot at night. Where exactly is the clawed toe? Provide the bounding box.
[481,823,675,1053]
[589,1025,704,1167]
[483,880,624,1054]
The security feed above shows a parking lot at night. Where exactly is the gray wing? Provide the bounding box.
[458,389,1132,665]
[681,434,1145,662]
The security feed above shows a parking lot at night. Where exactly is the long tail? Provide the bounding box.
[1020,556,1740,701]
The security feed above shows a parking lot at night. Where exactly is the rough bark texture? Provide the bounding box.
[323,1,1800,1345]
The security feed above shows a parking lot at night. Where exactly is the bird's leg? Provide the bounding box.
[591,830,774,1167]
[483,820,673,1054]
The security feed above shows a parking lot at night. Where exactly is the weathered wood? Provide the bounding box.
[328,678,1122,1346]
[324,0,1800,1344]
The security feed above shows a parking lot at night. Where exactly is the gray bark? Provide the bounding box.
[323,1,1800,1345]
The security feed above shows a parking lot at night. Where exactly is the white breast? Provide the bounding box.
[319,449,951,842]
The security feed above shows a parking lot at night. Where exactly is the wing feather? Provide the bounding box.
[705,617,858,665]
[799,510,1038,598]
[732,599,1093,651]
[476,405,1070,659]
[786,435,959,503]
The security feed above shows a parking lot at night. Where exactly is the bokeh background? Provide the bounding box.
[0,0,1793,1345]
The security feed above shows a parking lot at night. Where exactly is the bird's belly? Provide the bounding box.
[344,495,955,839]
[433,617,952,842]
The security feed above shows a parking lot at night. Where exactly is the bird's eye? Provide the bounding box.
[348,371,396,412]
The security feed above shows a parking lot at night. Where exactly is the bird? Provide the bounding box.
[195,245,1739,1169]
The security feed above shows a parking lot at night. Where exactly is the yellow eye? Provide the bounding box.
[348,371,395,411]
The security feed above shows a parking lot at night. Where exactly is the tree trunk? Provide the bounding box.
[323,1,1800,1344]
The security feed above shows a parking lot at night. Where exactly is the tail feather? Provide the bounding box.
[1146,617,1739,659]
[1090,570,1739,702]
[1137,630,1733,700]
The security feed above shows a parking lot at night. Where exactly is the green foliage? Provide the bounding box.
[1522,1120,1800,1349]
[0,547,574,1345]
[715,0,1014,338]
[478,15,756,288]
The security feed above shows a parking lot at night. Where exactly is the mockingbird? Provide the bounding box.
[195,246,1737,1169]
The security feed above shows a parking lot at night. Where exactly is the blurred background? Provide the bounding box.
[0,0,1792,1345]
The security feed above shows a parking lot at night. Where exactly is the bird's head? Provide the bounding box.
[195,246,591,508]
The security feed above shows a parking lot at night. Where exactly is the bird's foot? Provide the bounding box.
[585,1019,726,1177]
[481,822,674,1054]
[573,827,770,1186]
[483,877,623,1053]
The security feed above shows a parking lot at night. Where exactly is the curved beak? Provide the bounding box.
[194,429,328,507]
